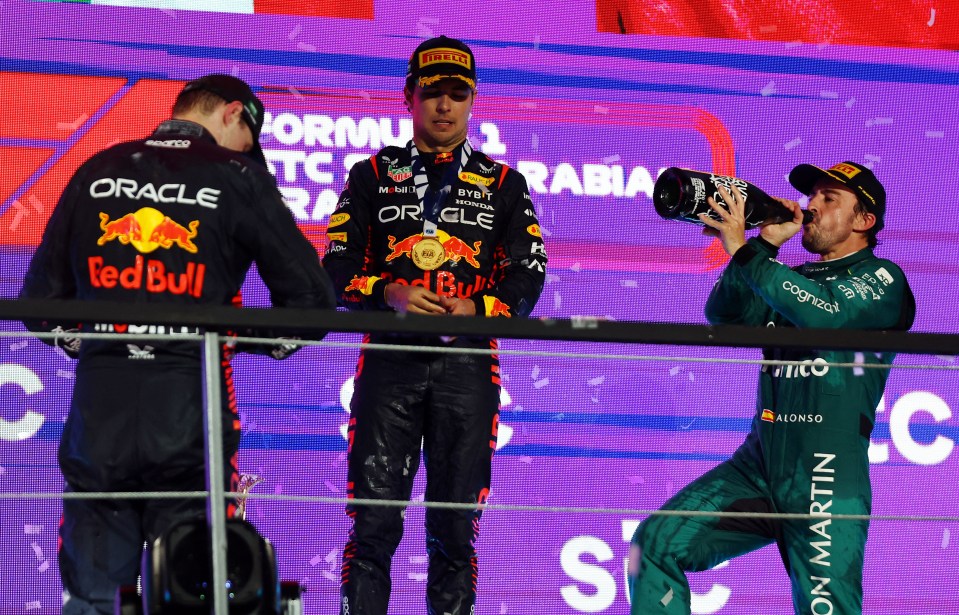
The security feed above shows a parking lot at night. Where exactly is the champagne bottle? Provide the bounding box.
[653,167,812,228]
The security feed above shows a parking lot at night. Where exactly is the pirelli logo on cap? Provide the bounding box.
[420,48,472,69]
[830,162,861,179]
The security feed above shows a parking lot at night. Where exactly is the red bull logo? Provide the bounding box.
[484,296,512,318]
[344,275,378,296]
[88,255,205,297]
[149,217,199,253]
[97,212,141,246]
[386,231,482,268]
[97,207,199,254]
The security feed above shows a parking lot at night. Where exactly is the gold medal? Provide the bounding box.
[411,237,447,270]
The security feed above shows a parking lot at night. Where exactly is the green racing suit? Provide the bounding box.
[630,237,915,615]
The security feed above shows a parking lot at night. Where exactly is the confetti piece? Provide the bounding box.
[297,41,316,52]
[31,542,43,560]
[845,98,856,108]
[409,555,428,564]
[288,86,304,100]
[519,101,537,109]
[531,133,539,150]
[322,570,337,582]
[760,81,776,96]
[785,41,802,49]
[24,525,42,535]
[25,602,41,611]
[533,35,541,51]
[928,8,936,26]
[309,554,324,566]
[588,376,605,386]
[323,480,340,494]
[545,274,560,284]
[501,603,509,614]
[669,366,682,376]
[864,154,881,163]
[28,195,44,214]
[820,91,838,99]
[603,154,621,164]
[408,572,428,582]
[38,560,50,573]
[570,262,581,272]
[926,131,945,138]
[56,368,74,379]
[519,456,532,464]
[10,340,28,351]
[553,291,561,310]
[688,372,695,382]
[288,23,302,40]
[942,528,950,548]
[57,114,89,131]
[531,365,540,379]
[620,280,637,288]
[594,105,609,115]
[784,137,801,150]
[534,378,549,389]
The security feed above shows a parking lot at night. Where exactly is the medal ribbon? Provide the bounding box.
[409,140,472,237]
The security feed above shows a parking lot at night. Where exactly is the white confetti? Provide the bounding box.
[322,570,338,582]
[688,372,695,382]
[25,602,42,611]
[288,86,304,100]
[760,81,776,96]
[501,603,509,614]
[928,8,936,26]
[57,114,89,131]
[784,137,801,150]
[288,23,302,40]
[845,97,856,108]
[621,280,637,288]
[56,368,74,379]
[309,554,324,566]
[24,525,42,535]
[534,378,550,389]
[588,376,606,386]
[519,101,537,109]
[531,133,539,150]
[409,555,428,564]
[9,340,28,351]
[31,542,43,559]
[38,560,50,573]
[533,35,541,51]
[408,572,428,582]
[297,41,316,52]
[570,262,581,272]
[942,528,950,548]
[603,154,621,164]
[531,365,540,380]
[553,291,562,310]
[864,154,881,163]
[324,480,340,494]
[594,105,609,115]
[545,274,561,284]
[926,131,945,138]
[669,366,682,376]
[820,91,838,99]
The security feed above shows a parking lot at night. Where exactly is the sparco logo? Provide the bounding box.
[782,281,840,313]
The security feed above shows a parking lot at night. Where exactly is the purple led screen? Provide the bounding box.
[1,0,958,612]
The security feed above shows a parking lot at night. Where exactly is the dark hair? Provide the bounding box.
[855,198,881,248]
[171,88,226,118]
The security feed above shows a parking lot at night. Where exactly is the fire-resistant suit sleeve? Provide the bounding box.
[321,157,391,311]
[237,168,336,312]
[704,237,779,326]
[468,168,547,318]
[709,237,915,330]
[18,160,93,356]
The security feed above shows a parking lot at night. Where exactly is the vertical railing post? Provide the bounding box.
[201,331,229,615]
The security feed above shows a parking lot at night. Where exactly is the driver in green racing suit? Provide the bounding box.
[629,161,915,615]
